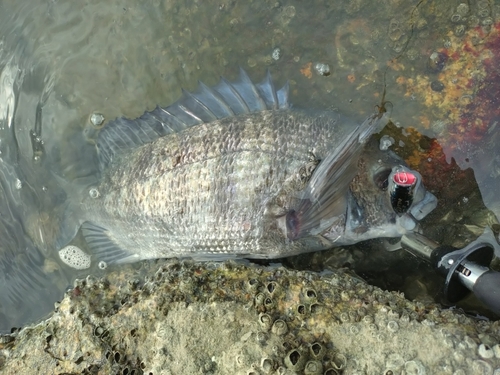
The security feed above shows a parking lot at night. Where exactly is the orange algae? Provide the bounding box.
[300,62,313,79]
[407,24,500,153]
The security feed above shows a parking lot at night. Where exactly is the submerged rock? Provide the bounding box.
[0,260,499,374]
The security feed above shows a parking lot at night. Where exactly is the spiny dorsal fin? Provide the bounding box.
[96,68,290,170]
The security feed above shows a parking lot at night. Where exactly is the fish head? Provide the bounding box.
[281,134,437,251]
[336,138,437,244]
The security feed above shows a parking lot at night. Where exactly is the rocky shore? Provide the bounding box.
[1,259,499,374]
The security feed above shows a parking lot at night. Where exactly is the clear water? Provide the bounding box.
[0,0,499,331]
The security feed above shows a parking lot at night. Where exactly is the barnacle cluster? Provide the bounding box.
[1,259,500,374]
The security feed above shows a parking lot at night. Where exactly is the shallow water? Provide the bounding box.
[0,0,499,331]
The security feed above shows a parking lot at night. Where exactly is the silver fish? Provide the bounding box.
[59,69,437,265]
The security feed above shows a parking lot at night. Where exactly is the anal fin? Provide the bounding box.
[81,222,140,265]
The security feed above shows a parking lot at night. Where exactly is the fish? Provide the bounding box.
[57,69,437,265]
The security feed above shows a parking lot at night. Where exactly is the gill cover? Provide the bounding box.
[284,111,390,240]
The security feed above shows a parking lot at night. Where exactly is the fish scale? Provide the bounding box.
[57,70,437,265]
[88,112,360,258]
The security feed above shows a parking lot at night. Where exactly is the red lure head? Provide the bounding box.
[390,169,417,214]
[393,171,417,187]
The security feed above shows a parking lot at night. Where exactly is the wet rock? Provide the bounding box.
[0,259,499,374]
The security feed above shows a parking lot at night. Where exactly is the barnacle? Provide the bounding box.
[284,348,308,371]
[304,360,323,375]
[2,260,498,373]
[309,342,326,360]
[258,313,273,331]
[271,319,288,336]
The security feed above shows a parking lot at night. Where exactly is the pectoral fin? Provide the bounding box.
[284,112,389,240]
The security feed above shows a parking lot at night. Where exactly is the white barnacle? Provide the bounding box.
[314,62,330,76]
[89,187,100,199]
[90,113,105,126]
[272,47,282,61]
[379,135,395,151]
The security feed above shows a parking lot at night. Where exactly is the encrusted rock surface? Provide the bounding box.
[1,259,499,374]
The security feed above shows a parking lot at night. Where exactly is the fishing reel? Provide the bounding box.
[399,230,500,316]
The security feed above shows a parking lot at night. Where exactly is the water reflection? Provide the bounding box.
[0,0,498,332]
[0,159,66,329]
[0,61,67,330]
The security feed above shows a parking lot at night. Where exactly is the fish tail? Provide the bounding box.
[54,179,140,265]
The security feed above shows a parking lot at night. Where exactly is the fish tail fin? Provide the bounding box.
[52,176,138,266]
[0,159,72,331]
[285,112,390,239]
[54,175,140,268]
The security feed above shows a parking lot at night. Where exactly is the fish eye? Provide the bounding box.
[373,168,391,191]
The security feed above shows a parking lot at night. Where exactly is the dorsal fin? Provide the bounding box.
[96,68,290,170]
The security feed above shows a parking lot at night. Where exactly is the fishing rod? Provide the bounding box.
[399,231,500,316]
